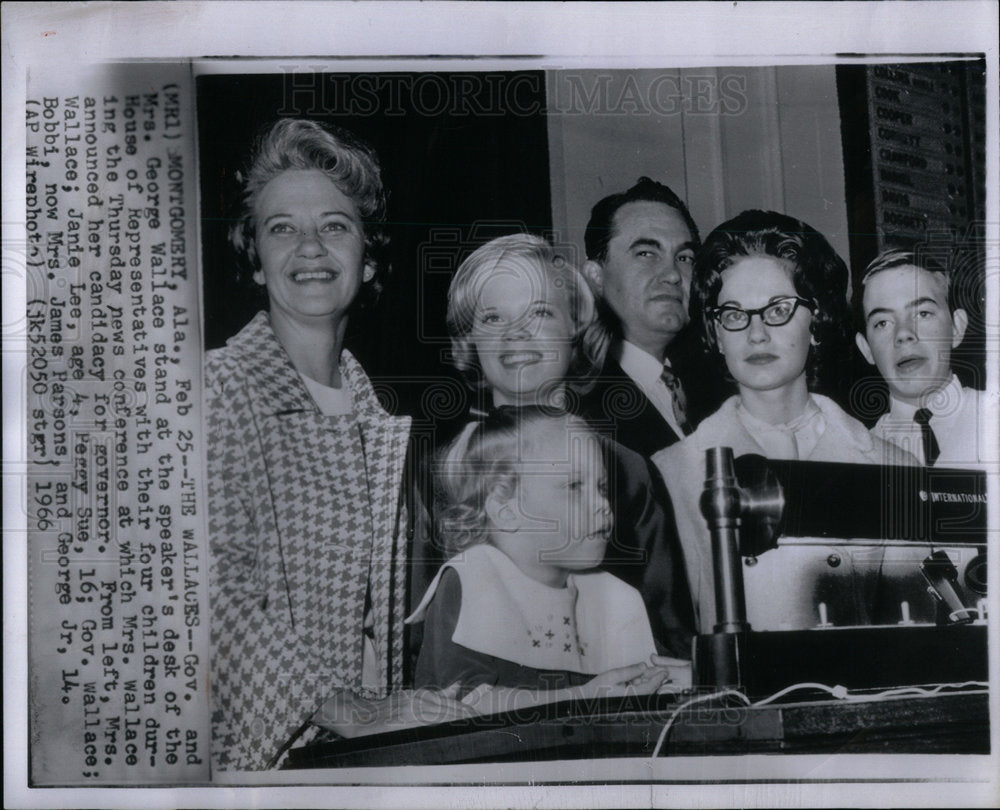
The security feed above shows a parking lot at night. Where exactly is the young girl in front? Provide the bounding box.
[408,408,675,710]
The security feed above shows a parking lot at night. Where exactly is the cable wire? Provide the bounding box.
[649,689,751,759]
[649,679,988,760]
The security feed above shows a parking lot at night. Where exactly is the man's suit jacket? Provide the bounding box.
[575,364,698,655]
[598,439,695,658]
[581,330,729,458]
[580,357,684,458]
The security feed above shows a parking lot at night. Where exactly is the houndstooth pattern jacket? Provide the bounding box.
[206,312,412,770]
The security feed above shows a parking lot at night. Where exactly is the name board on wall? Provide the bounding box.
[837,58,988,391]
[838,60,986,273]
[865,62,985,246]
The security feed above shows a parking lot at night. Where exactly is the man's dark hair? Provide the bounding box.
[584,176,700,263]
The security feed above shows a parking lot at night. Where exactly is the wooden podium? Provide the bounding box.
[285,690,989,768]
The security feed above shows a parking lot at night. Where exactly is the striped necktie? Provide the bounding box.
[660,366,692,436]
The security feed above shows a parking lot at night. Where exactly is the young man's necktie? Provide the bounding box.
[914,407,941,466]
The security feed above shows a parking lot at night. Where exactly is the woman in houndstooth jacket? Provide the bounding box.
[206,119,423,770]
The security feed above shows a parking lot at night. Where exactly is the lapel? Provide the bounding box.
[341,349,412,567]
[223,313,412,686]
[596,357,682,455]
[233,311,315,418]
[220,315,305,626]
[714,398,769,457]
[343,353,412,688]
[227,313,351,632]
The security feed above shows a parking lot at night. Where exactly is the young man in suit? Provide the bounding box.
[856,249,987,469]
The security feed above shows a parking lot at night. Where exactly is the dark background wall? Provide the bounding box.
[197,71,552,424]
[198,62,986,428]
[837,60,987,397]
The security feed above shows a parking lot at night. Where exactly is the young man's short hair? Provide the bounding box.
[860,249,956,312]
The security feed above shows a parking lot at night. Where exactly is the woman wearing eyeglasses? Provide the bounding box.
[652,210,915,634]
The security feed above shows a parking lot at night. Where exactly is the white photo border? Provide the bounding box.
[4,2,998,808]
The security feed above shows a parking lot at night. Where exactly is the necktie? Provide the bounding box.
[660,366,692,436]
[914,407,940,466]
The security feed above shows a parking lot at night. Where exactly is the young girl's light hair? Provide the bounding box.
[435,408,594,557]
[446,234,607,396]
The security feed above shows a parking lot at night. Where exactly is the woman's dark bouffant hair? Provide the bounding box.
[228,118,390,312]
[690,209,852,394]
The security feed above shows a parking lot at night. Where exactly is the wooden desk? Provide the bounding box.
[285,691,989,769]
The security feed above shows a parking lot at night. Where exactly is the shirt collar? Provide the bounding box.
[617,340,668,385]
[736,397,822,434]
[734,396,827,461]
[888,374,962,421]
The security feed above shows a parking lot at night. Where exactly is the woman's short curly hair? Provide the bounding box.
[690,209,852,393]
[229,118,390,311]
[434,408,594,556]
[446,233,605,397]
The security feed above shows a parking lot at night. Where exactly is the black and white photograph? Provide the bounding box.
[4,3,998,808]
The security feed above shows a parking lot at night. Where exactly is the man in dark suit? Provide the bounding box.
[576,178,713,657]
[582,177,714,457]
